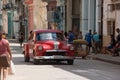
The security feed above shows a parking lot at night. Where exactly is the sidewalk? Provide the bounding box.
[87,53,120,65]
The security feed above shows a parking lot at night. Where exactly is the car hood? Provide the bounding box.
[36,40,67,49]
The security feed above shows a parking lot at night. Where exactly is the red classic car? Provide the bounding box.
[23,30,74,65]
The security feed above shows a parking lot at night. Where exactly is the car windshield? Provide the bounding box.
[36,32,65,41]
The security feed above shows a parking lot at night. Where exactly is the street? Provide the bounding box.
[7,42,120,80]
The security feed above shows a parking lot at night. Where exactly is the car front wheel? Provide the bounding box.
[67,60,74,65]
[33,59,39,65]
[24,57,30,62]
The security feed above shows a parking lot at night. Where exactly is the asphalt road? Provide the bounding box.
[7,42,120,80]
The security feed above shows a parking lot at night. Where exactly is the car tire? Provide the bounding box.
[82,56,86,59]
[67,60,74,65]
[25,57,30,62]
[56,60,61,63]
[33,59,39,65]
[22,51,25,54]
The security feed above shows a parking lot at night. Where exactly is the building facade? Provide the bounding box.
[56,0,65,31]
[66,0,102,37]
[20,0,48,40]
[0,0,2,31]
[103,0,120,36]
[1,0,8,35]
[44,0,57,30]
[102,0,120,46]
[0,0,15,38]
[33,0,48,30]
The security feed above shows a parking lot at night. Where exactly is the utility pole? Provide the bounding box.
[101,0,103,48]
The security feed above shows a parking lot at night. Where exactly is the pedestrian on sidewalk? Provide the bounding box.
[116,28,120,42]
[85,30,93,53]
[2,32,6,39]
[106,28,120,56]
[64,31,68,39]
[92,32,100,54]
[28,30,33,41]
[0,31,12,80]
[113,28,120,56]
[77,31,83,39]
[68,30,74,44]
[106,35,116,50]
[19,32,24,47]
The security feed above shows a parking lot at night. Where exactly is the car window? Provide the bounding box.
[36,32,65,41]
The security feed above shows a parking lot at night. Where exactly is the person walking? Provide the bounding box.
[68,30,74,44]
[64,31,68,39]
[19,32,24,47]
[116,28,120,42]
[114,28,120,56]
[85,30,93,52]
[77,31,83,39]
[28,31,33,41]
[0,31,12,80]
[92,32,100,54]
[2,33,6,39]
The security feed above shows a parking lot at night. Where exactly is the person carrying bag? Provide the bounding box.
[8,60,15,75]
[0,31,12,80]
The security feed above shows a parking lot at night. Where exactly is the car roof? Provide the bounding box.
[34,29,62,34]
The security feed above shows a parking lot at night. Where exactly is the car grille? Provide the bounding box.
[45,52,66,56]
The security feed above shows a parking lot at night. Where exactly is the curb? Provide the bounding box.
[94,57,120,65]
[87,55,120,65]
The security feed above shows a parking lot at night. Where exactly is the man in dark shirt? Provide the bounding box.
[107,35,116,49]
[116,28,120,42]
[114,28,120,56]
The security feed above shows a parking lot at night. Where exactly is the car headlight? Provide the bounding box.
[38,46,43,50]
[70,46,74,51]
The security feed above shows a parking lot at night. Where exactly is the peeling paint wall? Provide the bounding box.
[33,0,48,30]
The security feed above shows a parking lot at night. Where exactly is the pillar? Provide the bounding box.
[88,0,96,31]
[66,0,72,32]
[81,0,88,35]
[2,0,8,34]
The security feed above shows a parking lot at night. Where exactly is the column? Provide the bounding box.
[66,0,72,32]
[81,0,88,35]
[2,0,8,34]
[88,0,96,31]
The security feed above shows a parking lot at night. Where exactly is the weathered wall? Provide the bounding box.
[33,0,48,30]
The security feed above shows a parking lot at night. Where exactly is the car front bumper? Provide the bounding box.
[34,56,74,60]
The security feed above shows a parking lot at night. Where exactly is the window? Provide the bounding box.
[115,3,120,10]
[36,32,65,41]
[108,4,115,11]
[111,0,120,2]
[107,20,115,36]
[72,0,80,15]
